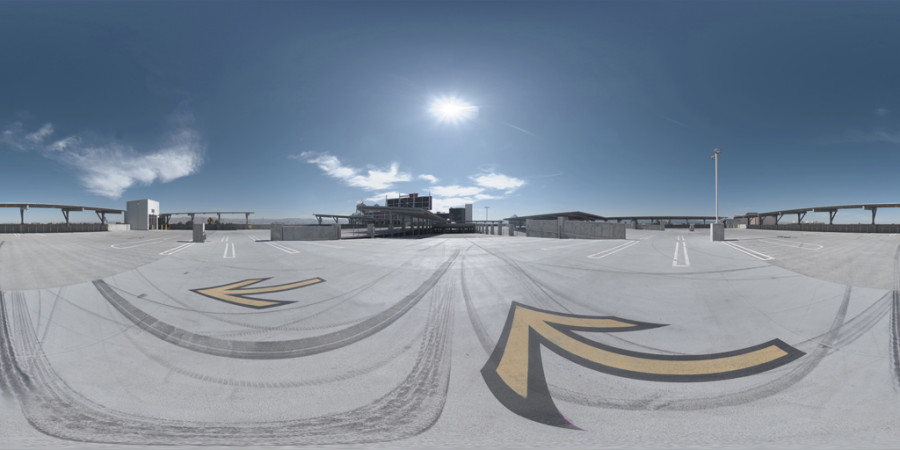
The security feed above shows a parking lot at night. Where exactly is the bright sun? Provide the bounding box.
[429,97,479,123]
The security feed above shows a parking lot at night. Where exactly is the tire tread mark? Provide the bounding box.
[0,281,454,445]
[890,243,900,388]
[94,250,459,359]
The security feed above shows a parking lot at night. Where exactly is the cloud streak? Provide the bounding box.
[295,152,525,212]
[296,152,412,191]
[471,172,526,192]
[1,115,205,199]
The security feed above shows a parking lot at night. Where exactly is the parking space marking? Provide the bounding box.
[111,237,169,249]
[760,238,823,251]
[587,240,639,259]
[723,241,774,261]
[265,241,299,254]
[160,243,194,255]
[673,235,690,267]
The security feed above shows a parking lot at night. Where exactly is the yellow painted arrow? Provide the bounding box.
[481,302,804,429]
[191,277,325,309]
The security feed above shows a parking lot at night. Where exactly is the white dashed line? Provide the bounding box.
[160,243,194,256]
[587,240,639,259]
[723,242,774,261]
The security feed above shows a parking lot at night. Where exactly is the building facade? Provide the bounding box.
[386,193,432,210]
[126,199,160,230]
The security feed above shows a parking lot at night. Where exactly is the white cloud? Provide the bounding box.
[298,152,412,191]
[431,196,475,213]
[418,174,438,184]
[470,172,526,192]
[1,122,25,150]
[364,192,402,205]
[876,108,890,117]
[1,115,205,199]
[60,126,204,198]
[48,136,79,152]
[430,185,483,197]
[25,123,53,143]
[475,193,501,200]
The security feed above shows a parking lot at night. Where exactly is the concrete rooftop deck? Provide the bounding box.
[0,228,898,448]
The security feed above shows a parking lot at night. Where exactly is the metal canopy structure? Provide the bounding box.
[734,203,900,225]
[0,203,124,225]
[356,205,449,223]
[602,215,717,224]
[314,214,377,224]
[160,211,254,226]
[505,212,716,227]
[506,211,607,222]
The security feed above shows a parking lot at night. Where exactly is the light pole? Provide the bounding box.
[484,206,490,221]
[711,148,722,223]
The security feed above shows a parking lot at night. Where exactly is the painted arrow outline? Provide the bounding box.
[481,302,806,429]
[190,277,325,309]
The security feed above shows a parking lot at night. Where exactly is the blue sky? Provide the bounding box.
[3,1,900,224]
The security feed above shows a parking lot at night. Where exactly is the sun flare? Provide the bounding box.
[429,97,479,123]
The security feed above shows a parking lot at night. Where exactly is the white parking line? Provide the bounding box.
[760,238,823,251]
[587,240,639,259]
[223,242,235,258]
[673,235,690,267]
[265,241,299,254]
[111,237,169,249]
[303,242,345,249]
[13,233,20,238]
[723,241,774,261]
[542,241,591,251]
[160,243,194,255]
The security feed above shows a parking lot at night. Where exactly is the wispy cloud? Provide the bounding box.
[25,123,53,143]
[297,152,412,191]
[293,152,525,213]
[1,114,205,199]
[430,185,483,197]
[501,121,538,137]
[876,108,890,117]
[471,172,525,192]
[418,174,438,184]
[364,191,402,205]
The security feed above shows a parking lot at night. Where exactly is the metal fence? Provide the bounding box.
[750,223,900,233]
[0,223,108,233]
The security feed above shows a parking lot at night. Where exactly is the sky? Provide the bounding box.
[3,0,900,224]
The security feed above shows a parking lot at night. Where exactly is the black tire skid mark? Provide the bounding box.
[0,276,454,446]
[466,239,572,313]
[128,249,437,333]
[890,243,900,389]
[95,250,460,359]
[121,307,427,389]
[459,257,495,353]
[463,242,683,356]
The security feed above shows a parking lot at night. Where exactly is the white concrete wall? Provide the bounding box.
[526,219,626,239]
[125,199,159,231]
[271,224,341,241]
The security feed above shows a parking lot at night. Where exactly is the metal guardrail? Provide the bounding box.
[750,224,900,233]
[0,223,109,233]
